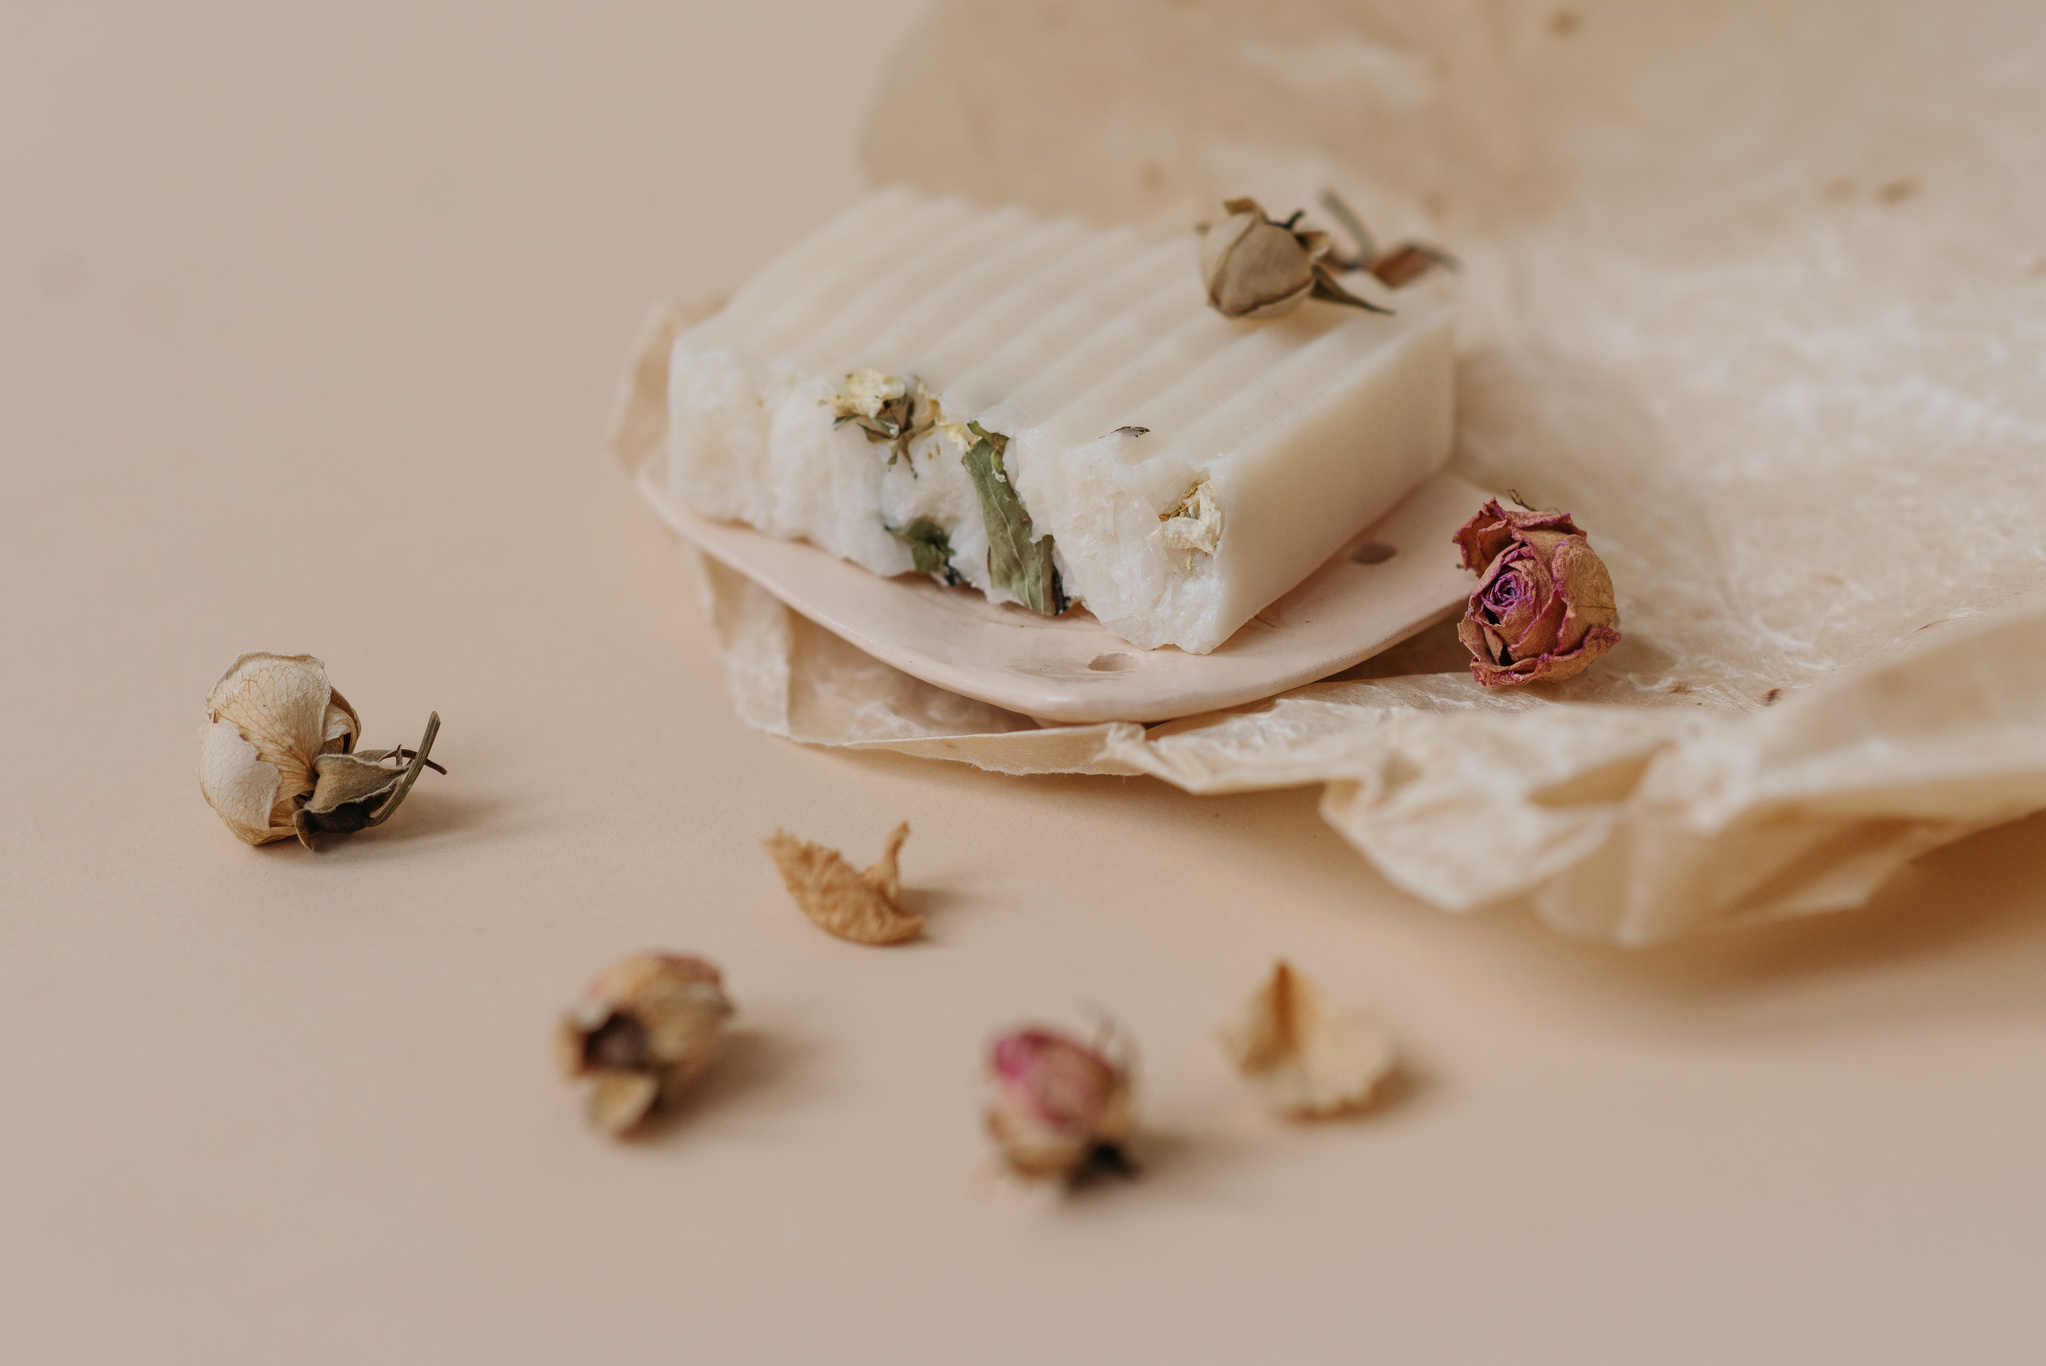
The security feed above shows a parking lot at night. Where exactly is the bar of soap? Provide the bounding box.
[668,186,1455,654]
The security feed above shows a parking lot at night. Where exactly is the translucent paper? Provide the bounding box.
[638,0,2046,943]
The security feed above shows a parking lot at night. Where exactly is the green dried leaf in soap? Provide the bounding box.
[887,517,960,584]
[962,423,1067,617]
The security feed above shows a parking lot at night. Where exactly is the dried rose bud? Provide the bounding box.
[556,952,734,1136]
[1452,500,1620,686]
[1197,197,1391,321]
[197,652,442,848]
[985,1025,1136,1183]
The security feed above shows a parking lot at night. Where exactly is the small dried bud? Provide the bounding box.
[1219,961,1394,1119]
[832,367,906,421]
[1452,500,1621,686]
[830,369,936,469]
[1151,477,1224,557]
[985,1025,1137,1183]
[1198,197,1391,321]
[762,822,922,945]
[556,952,734,1136]
[197,652,442,849]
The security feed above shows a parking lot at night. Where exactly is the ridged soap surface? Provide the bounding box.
[669,187,1455,653]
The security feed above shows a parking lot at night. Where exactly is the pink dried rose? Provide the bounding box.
[1452,500,1620,687]
[985,1025,1136,1183]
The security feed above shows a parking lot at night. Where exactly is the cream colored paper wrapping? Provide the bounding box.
[624,0,2046,943]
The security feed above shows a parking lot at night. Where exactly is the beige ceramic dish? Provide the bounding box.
[637,459,1490,724]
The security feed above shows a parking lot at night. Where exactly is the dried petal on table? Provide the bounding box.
[985,1024,1137,1183]
[762,822,922,944]
[1220,961,1394,1119]
[556,952,734,1137]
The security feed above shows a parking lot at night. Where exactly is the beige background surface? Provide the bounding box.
[5,4,2044,1363]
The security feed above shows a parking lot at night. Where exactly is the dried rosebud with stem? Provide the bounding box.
[985,1023,1137,1184]
[197,652,443,848]
[1452,498,1621,686]
[1219,961,1394,1119]
[762,822,922,944]
[1198,197,1392,321]
[556,952,735,1137]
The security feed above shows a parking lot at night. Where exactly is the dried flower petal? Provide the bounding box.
[1219,961,1394,1119]
[197,719,286,844]
[762,822,922,944]
[1368,242,1458,289]
[557,952,734,1137]
[985,1025,1136,1182]
[198,653,359,845]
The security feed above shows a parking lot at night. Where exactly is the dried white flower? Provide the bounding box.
[1219,961,1394,1118]
[556,953,735,1136]
[1152,478,1224,557]
[196,652,441,849]
[762,823,921,944]
[832,367,907,421]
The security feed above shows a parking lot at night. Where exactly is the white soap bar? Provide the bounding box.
[668,186,1455,654]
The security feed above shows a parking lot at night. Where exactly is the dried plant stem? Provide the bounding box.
[1318,189,1377,268]
[365,712,440,828]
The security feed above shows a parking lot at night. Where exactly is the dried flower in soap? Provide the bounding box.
[985,1025,1136,1183]
[1198,197,1391,321]
[831,368,934,469]
[557,952,734,1136]
[1220,961,1394,1119]
[1151,478,1223,557]
[197,652,443,848]
[762,822,922,944]
[1452,500,1620,686]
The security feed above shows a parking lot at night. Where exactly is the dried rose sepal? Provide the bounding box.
[557,952,734,1137]
[1317,190,1460,289]
[1198,197,1393,321]
[762,823,922,944]
[985,1025,1137,1183]
[1367,242,1459,288]
[1219,961,1394,1119]
[292,712,442,848]
[1451,500,1621,687]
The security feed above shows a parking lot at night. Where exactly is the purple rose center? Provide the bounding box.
[1482,569,1531,616]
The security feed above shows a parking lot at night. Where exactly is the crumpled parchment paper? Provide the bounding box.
[618,0,2046,944]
